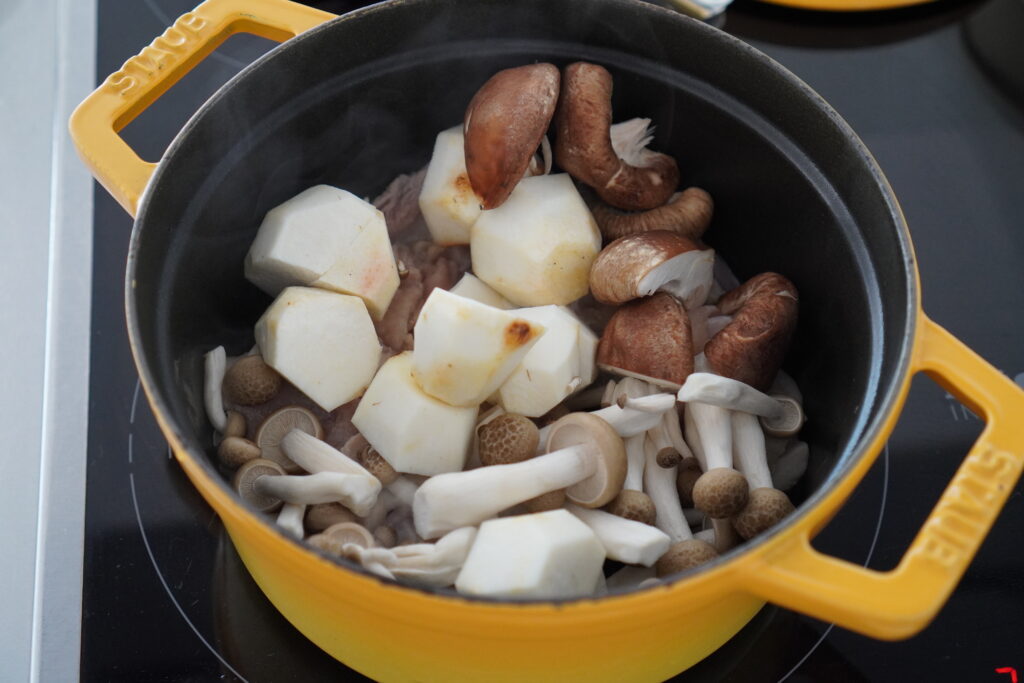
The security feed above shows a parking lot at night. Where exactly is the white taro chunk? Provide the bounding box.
[470,173,601,306]
[412,289,546,406]
[255,287,380,412]
[244,185,400,319]
[495,305,595,417]
[454,510,606,599]
[449,273,515,310]
[418,126,481,246]
[352,352,477,476]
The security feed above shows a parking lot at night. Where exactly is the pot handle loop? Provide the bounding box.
[745,314,1024,639]
[68,0,335,217]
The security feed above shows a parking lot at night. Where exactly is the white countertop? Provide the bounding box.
[0,0,95,680]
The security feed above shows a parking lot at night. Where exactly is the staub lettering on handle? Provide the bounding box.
[104,13,210,97]
[911,446,1018,570]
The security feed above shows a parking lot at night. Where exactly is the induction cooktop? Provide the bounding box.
[74,0,1024,680]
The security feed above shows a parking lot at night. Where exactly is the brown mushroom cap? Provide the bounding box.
[597,292,694,388]
[545,412,626,508]
[464,63,560,209]
[676,460,702,508]
[217,436,261,468]
[655,539,719,577]
[223,355,282,406]
[478,414,561,511]
[344,433,399,485]
[589,231,702,305]
[705,273,799,392]
[223,410,247,439]
[305,502,358,534]
[523,490,567,513]
[591,187,714,242]
[554,62,679,210]
[732,488,795,540]
[255,405,324,473]
[691,467,749,519]
[477,414,540,466]
[233,458,286,513]
[760,395,805,438]
[605,489,657,526]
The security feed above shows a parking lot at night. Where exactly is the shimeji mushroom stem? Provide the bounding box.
[643,438,691,543]
[276,503,306,539]
[204,346,228,432]
[281,429,377,478]
[537,394,675,447]
[623,434,647,491]
[731,412,773,490]
[255,471,381,516]
[679,373,784,419]
[687,401,732,470]
[414,444,596,539]
[566,503,670,567]
[682,406,708,471]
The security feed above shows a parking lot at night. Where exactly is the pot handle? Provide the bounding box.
[744,314,1024,639]
[68,0,335,217]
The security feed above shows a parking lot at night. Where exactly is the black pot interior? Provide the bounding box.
[130,0,915,556]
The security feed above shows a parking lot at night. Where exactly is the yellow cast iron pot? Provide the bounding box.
[70,0,1024,680]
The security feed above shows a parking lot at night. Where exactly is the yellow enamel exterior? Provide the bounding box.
[69,0,1024,679]
[757,0,936,11]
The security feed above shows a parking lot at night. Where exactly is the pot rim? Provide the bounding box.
[124,0,919,607]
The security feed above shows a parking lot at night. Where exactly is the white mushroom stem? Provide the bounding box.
[204,346,228,432]
[276,503,306,540]
[386,475,420,507]
[255,471,381,516]
[686,401,733,470]
[601,379,618,408]
[772,440,809,492]
[602,565,651,589]
[623,434,647,491]
[678,373,786,419]
[732,412,773,490]
[682,406,708,471]
[662,407,694,463]
[693,528,715,545]
[606,564,656,591]
[616,379,648,491]
[360,489,400,531]
[566,503,670,567]
[647,417,680,466]
[643,439,691,543]
[281,430,377,477]
[610,393,675,413]
[346,527,477,587]
[413,444,596,539]
[537,395,674,446]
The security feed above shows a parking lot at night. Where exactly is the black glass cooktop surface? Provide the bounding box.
[82,0,1024,680]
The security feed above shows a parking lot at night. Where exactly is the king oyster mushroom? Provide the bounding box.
[413,412,626,539]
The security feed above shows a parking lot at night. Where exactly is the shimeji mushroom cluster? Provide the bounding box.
[200,61,811,599]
